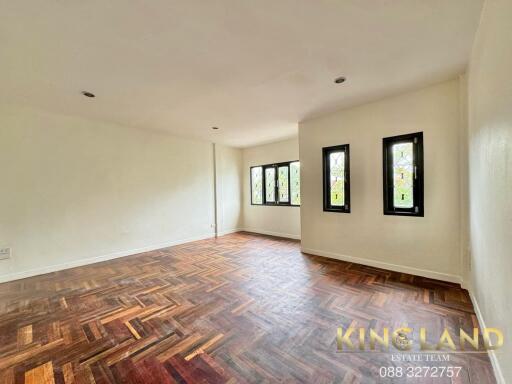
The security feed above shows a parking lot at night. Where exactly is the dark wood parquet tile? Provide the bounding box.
[0,232,496,383]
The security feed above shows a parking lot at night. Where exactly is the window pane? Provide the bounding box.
[329,151,345,206]
[265,167,276,202]
[392,142,414,208]
[251,167,263,204]
[278,166,289,203]
[290,161,300,205]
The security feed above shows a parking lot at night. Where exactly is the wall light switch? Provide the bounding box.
[0,248,11,260]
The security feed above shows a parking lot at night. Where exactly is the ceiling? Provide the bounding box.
[0,0,483,147]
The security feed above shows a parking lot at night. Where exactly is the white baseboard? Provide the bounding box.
[242,228,301,240]
[468,291,505,384]
[217,228,243,236]
[460,278,471,290]
[301,247,462,284]
[0,232,215,284]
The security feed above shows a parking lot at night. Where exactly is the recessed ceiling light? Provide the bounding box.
[82,91,96,98]
[212,127,219,130]
[334,76,346,84]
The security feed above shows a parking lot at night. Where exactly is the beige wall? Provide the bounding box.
[467,0,512,381]
[215,144,243,235]
[242,138,301,239]
[0,105,241,282]
[299,80,463,282]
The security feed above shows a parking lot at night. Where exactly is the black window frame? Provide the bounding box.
[323,144,351,213]
[263,165,278,205]
[288,160,301,206]
[250,161,300,207]
[382,132,424,217]
[249,166,264,205]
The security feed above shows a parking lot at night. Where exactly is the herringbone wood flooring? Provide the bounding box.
[0,232,495,383]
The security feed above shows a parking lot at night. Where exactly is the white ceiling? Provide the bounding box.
[0,0,483,147]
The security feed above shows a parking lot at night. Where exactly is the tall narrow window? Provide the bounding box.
[383,132,423,216]
[323,144,350,213]
[290,161,300,206]
[264,166,276,203]
[278,165,289,203]
[250,166,263,205]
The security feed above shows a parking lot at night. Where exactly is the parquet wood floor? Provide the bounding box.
[0,232,495,383]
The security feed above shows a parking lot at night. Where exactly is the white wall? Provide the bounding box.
[467,0,512,381]
[215,144,243,235]
[0,105,241,282]
[242,138,301,239]
[299,80,463,282]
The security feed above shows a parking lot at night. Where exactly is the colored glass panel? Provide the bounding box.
[265,167,276,202]
[278,166,289,203]
[251,167,263,204]
[290,161,300,205]
[392,142,414,208]
[330,151,345,206]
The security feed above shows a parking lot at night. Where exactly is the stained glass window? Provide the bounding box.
[290,161,300,205]
[323,145,350,212]
[265,167,276,202]
[250,161,300,206]
[392,142,414,208]
[278,166,289,203]
[330,151,345,206]
[383,132,423,216]
[251,166,263,204]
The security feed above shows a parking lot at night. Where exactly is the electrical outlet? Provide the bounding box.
[0,248,11,260]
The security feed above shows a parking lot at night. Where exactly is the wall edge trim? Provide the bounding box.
[217,228,243,236]
[468,290,506,384]
[0,232,216,284]
[242,228,301,240]
[301,247,462,284]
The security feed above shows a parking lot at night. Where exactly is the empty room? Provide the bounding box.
[0,1,510,383]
